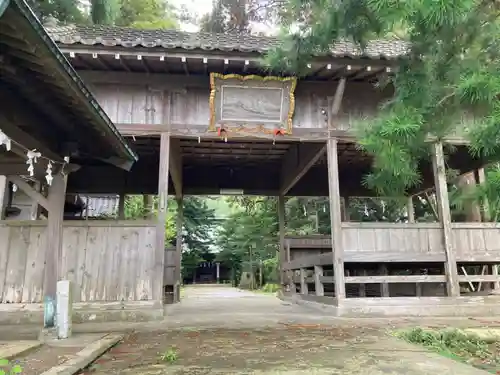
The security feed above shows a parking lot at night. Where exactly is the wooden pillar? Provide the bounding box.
[476,168,490,222]
[342,197,350,222]
[155,132,170,302]
[175,196,183,302]
[431,142,460,297]
[43,173,67,327]
[285,240,293,290]
[278,195,286,285]
[299,268,308,295]
[358,269,367,297]
[407,196,415,223]
[379,264,390,297]
[29,181,43,220]
[143,194,153,219]
[314,265,324,296]
[414,269,422,296]
[492,264,500,291]
[0,175,8,219]
[327,137,345,302]
[118,194,125,219]
[459,171,482,222]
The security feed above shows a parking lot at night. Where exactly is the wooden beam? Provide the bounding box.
[0,114,63,162]
[314,265,324,296]
[29,181,41,220]
[8,176,50,211]
[278,195,286,285]
[43,173,67,327]
[0,176,8,219]
[431,141,460,297]
[327,77,348,303]
[378,265,390,297]
[115,122,472,145]
[70,55,394,79]
[175,196,183,302]
[155,132,171,301]
[169,138,183,198]
[143,194,154,219]
[327,138,345,302]
[300,268,308,295]
[280,143,326,195]
[329,78,347,121]
[118,194,125,219]
[476,168,490,221]
[407,196,415,223]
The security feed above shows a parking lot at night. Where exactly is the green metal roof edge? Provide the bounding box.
[3,0,139,164]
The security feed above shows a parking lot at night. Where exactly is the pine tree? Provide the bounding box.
[267,0,500,196]
[90,0,119,25]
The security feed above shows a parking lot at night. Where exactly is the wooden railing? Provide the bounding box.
[284,222,500,269]
[452,223,500,261]
[0,220,157,303]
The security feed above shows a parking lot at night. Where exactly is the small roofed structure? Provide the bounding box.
[0,0,140,327]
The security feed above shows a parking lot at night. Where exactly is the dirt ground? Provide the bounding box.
[82,326,381,374]
[81,324,490,375]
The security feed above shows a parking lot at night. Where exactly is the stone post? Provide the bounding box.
[56,280,73,339]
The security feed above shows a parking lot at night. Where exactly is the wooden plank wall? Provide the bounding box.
[452,223,500,261]
[0,221,157,303]
[89,80,391,130]
[285,223,500,265]
[342,223,444,261]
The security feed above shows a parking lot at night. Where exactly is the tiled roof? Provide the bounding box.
[46,24,409,60]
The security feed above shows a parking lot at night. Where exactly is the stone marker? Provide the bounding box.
[56,280,73,339]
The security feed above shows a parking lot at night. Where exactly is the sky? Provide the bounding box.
[171,0,213,32]
[170,0,276,34]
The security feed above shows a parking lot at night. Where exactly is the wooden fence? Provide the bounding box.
[284,222,500,269]
[0,220,157,303]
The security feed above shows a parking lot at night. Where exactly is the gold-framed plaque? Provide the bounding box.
[209,73,297,134]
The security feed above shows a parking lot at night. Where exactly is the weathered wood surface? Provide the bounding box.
[283,293,500,317]
[452,223,500,261]
[87,78,391,131]
[0,221,156,303]
[284,222,500,267]
[164,247,177,285]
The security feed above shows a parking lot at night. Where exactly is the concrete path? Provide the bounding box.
[80,285,492,374]
[163,285,320,328]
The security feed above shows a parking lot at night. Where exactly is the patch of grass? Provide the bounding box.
[397,328,500,373]
[160,347,178,364]
[259,283,281,294]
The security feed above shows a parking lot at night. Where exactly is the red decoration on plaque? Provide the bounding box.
[273,128,285,136]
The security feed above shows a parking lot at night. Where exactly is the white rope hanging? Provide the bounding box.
[0,128,67,186]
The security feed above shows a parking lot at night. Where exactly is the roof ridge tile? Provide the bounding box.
[46,24,409,59]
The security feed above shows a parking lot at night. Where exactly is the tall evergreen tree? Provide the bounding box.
[90,0,119,25]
